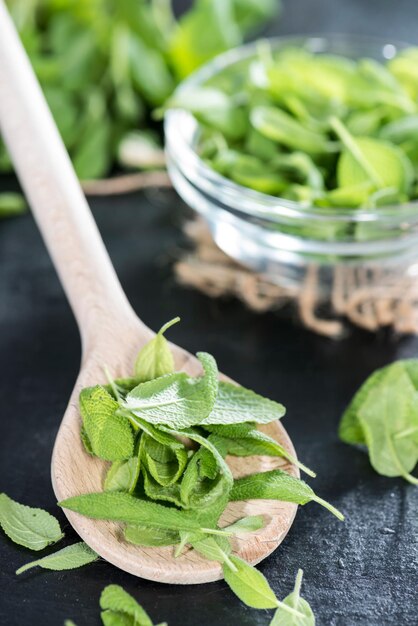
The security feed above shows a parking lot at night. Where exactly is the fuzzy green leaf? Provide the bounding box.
[251,106,335,155]
[104,456,141,494]
[125,352,218,428]
[0,493,63,551]
[100,585,153,626]
[204,424,315,477]
[339,367,390,445]
[124,525,180,547]
[192,535,232,562]
[223,555,279,609]
[80,386,134,461]
[16,541,98,575]
[230,471,344,520]
[202,381,285,426]
[134,318,179,382]
[142,434,188,487]
[270,569,315,625]
[331,117,414,193]
[357,362,418,483]
[60,492,203,533]
[222,515,264,534]
[143,469,184,507]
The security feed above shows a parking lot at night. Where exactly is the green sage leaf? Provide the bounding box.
[124,525,180,548]
[203,380,285,426]
[0,493,63,551]
[16,542,98,575]
[100,585,154,626]
[230,470,344,520]
[270,569,315,625]
[134,318,179,382]
[223,555,279,609]
[125,352,218,429]
[60,492,203,533]
[80,385,134,461]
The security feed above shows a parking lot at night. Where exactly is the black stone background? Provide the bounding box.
[1,1,418,624]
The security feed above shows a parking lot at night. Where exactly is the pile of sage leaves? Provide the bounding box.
[166,44,418,222]
[58,317,342,613]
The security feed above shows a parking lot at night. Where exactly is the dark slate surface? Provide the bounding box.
[1,1,418,624]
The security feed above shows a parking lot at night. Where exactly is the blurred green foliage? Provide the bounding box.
[1,0,280,185]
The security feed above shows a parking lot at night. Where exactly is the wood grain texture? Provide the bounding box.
[0,0,299,584]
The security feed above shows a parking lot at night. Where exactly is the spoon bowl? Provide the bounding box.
[52,326,299,583]
[0,0,298,584]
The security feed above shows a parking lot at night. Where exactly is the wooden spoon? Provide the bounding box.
[0,2,299,584]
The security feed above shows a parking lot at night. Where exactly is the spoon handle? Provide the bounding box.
[0,1,140,351]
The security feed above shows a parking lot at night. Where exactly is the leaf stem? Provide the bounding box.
[311,496,345,521]
[219,549,238,572]
[158,317,181,336]
[104,365,121,403]
[282,450,316,478]
[16,561,39,575]
[202,527,233,537]
[274,599,305,620]
[329,116,383,187]
[293,568,303,604]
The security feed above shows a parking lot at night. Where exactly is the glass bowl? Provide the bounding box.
[164,35,418,297]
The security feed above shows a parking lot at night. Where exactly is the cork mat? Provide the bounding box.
[174,217,418,338]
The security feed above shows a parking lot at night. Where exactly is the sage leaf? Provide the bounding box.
[202,380,285,426]
[223,556,306,618]
[169,0,241,79]
[143,469,184,507]
[331,116,414,193]
[380,115,418,145]
[104,456,141,494]
[0,192,26,217]
[80,425,94,456]
[357,362,418,484]
[230,470,344,520]
[222,515,264,534]
[124,525,180,548]
[163,426,233,488]
[142,433,188,487]
[100,585,154,626]
[223,555,279,609]
[270,569,315,625]
[134,318,179,382]
[80,386,134,461]
[125,352,218,428]
[192,535,232,563]
[251,106,336,155]
[16,541,98,575]
[60,492,204,533]
[0,493,63,551]
[339,366,390,445]
[204,423,316,477]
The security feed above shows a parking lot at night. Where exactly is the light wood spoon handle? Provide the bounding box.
[0,1,141,351]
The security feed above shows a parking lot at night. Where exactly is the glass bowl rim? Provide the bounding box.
[164,33,418,226]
